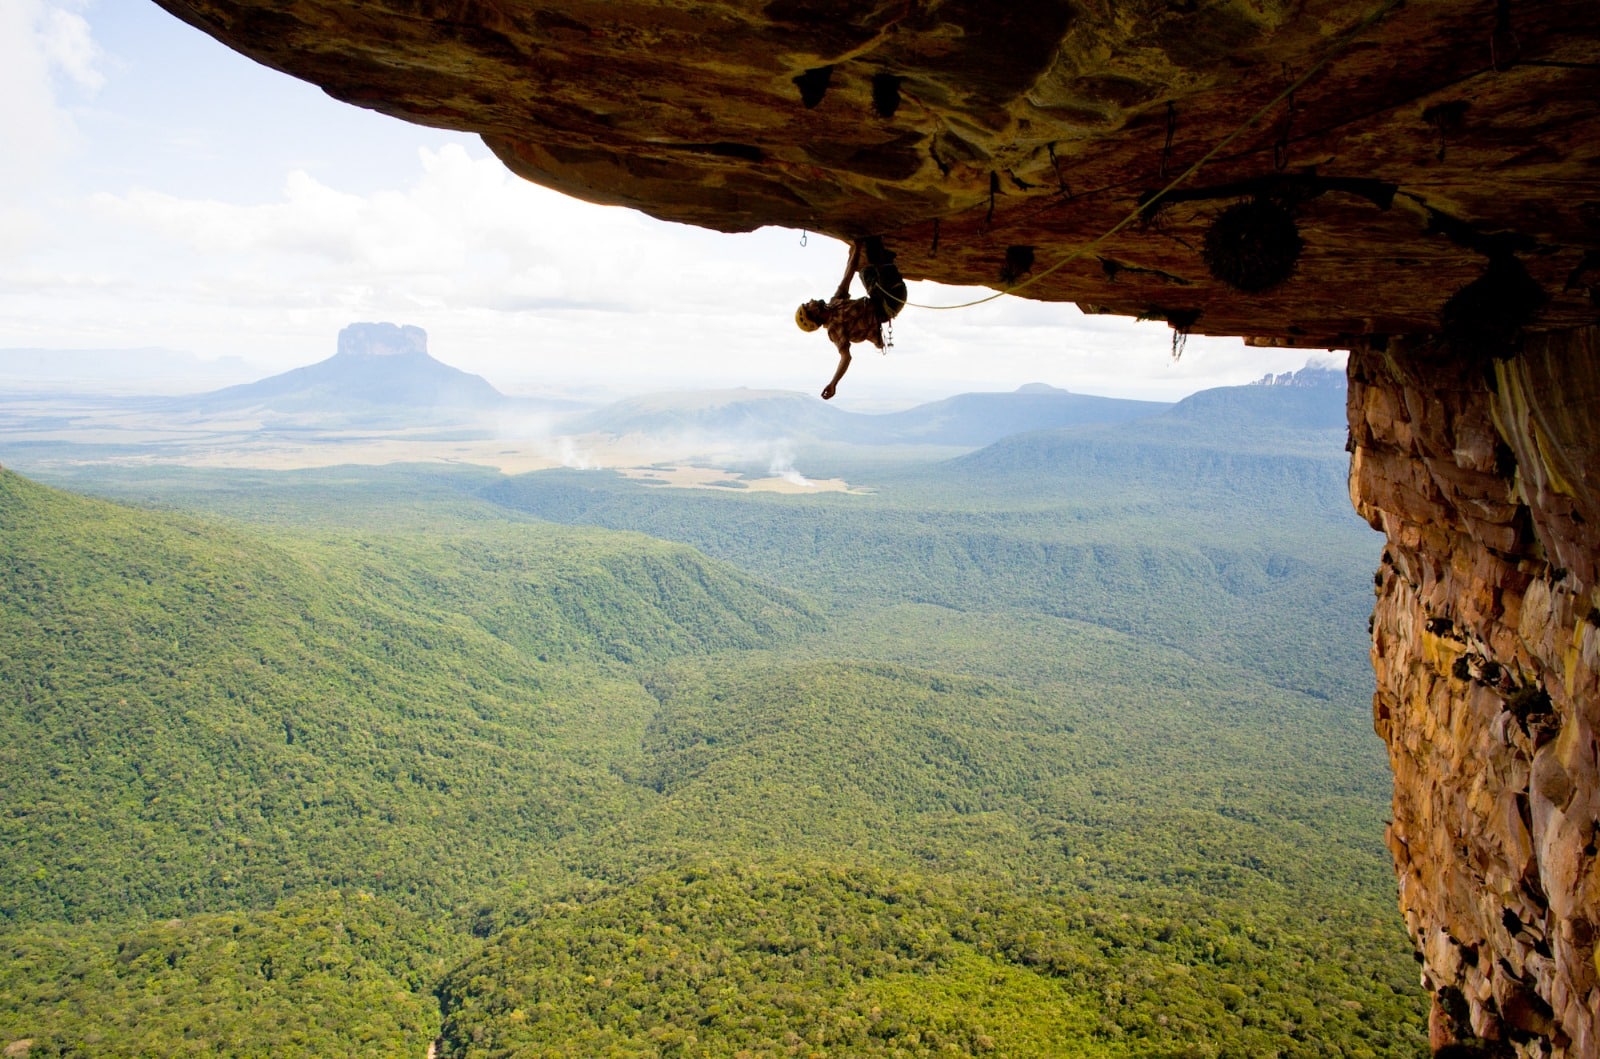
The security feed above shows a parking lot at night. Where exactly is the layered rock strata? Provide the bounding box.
[1351,329,1600,1057]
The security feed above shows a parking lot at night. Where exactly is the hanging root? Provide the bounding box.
[1165,308,1202,360]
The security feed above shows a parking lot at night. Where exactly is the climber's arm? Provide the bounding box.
[833,242,862,301]
[821,340,852,401]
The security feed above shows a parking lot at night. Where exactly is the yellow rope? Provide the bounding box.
[895,0,1406,313]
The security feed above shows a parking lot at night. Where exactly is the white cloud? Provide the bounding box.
[91,146,679,298]
[0,0,103,173]
[0,0,106,259]
[69,143,856,377]
[40,2,105,92]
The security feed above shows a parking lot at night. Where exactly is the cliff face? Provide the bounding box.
[143,2,1600,1053]
[1352,330,1600,1055]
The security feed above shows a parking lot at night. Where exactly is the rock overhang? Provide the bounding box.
[151,0,1600,351]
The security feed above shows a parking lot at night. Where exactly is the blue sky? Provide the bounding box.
[1,1,1334,404]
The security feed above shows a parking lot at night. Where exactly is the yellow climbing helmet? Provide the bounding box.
[795,300,824,332]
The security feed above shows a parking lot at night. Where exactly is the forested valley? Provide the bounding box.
[0,380,1430,1057]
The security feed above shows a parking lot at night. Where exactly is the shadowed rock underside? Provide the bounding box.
[151,0,1600,348]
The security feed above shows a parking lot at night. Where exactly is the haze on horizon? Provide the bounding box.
[3,1,1342,407]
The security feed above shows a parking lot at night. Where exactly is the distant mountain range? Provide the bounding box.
[937,361,1352,511]
[0,347,262,393]
[1165,367,1349,432]
[564,368,1343,452]
[862,383,1168,445]
[1249,362,1346,388]
[2,319,1347,461]
[566,388,845,439]
[570,382,1171,448]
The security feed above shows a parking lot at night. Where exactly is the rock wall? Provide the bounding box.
[1350,329,1600,1056]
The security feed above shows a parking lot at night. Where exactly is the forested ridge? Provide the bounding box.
[0,386,1427,1056]
[0,469,817,922]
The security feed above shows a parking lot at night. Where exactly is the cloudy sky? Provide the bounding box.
[2,1,1336,405]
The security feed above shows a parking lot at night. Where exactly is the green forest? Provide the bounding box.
[0,392,1428,1056]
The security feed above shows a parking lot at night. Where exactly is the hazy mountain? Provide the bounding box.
[570,383,1169,448]
[177,322,501,413]
[1165,363,1349,431]
[864,383,1168,445]
[1249,362,1347,388]
[166,322,541,422]
[0,347,263,393]
[568,388,852,439]
[482,364,1373,701]
[919,366,1352,517]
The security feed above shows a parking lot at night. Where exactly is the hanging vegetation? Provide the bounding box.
[1202,198,1305,293]
[1440,253,1546,359]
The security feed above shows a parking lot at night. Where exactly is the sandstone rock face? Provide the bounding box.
[153,0,1600,347]
[1351,330,1600,1057]
[142,3,1600,1054]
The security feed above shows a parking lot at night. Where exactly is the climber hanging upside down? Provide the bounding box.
[795,236,907,400]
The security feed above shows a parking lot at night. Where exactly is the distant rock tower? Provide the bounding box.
[336,322,428,358]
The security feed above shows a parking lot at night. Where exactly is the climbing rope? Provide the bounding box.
[891,0,1406,313]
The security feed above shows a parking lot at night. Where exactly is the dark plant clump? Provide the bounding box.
[1202,198,1304,292]
[1441,254,1547,360]
[1001,244,1035,284]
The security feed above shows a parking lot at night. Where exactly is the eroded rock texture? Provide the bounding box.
[152,0,1600,347]
[1352,331,1600,1057]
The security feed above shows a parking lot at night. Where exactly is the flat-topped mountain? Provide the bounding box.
[173,323,509,420]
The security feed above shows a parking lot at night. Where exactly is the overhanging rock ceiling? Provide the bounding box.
[152,0,1600,349]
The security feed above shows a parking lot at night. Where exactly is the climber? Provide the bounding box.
[795,236,907,400]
